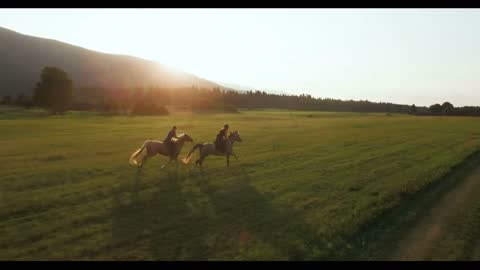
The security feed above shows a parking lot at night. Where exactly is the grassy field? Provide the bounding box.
[2,105,480,260]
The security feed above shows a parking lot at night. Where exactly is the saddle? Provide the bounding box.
[165,139,176,156]
[215,141,226,153]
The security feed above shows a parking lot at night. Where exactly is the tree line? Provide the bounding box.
[412,102,480,116]
[2,66,480,116]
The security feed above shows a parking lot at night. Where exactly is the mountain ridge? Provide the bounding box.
[0,26,219,95]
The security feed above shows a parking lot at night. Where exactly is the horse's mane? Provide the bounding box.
[228,131,238,138]
[172,133,187,142]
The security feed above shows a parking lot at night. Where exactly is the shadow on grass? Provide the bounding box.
[111,165,329,260]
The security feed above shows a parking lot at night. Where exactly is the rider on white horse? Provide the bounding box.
[214,124,229,153]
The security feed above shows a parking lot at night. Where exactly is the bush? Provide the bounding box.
[191,99,215,111]
[222,104,239,113]
[131,101,169,116]
[71,102,96,111]
[191,99,238,113]
[15,94,33,109]
[1,95,12,105]
[97,98,119,114]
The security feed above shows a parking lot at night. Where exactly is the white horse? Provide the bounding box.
[182,131,242,167]
[129,133,193,169]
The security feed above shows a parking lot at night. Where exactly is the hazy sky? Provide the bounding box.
[0,8,479,106]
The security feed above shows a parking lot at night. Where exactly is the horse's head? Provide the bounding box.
[179,133,193,142]
[229,131,242,142]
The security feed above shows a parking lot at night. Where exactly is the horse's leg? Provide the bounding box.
[194,154,201,167]
[197,154,207,167]
[226,154,230,167]
[195,150,205,167]
[137,152,145,168]
[139,153,153,168]
[232,152,238,160]
[139,156,148,168]
[195,157,202,167]
[161,157,173,169]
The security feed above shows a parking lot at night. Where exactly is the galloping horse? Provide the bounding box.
[182,131,242,167]
[129,133,193,169]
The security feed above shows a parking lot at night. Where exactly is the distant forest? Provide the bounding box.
[3,85,480,116]
[72,86,425,114]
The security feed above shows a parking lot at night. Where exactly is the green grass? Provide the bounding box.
[2,106,480,260]
[459,192,480,261]
[343,150,480,260]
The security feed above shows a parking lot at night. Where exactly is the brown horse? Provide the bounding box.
[182,131,242,167]
[129,133,193,169]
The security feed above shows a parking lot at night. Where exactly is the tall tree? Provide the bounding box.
[441,102,454,114]
[410,104,417,114]
[33,67,73,114]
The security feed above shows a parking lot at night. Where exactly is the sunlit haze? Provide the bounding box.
[1,8,479,106]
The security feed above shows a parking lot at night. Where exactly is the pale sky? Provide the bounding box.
[0,8,479,106]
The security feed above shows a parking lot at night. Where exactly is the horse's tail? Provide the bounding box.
[129,141,148,166]
[182,143,203,164]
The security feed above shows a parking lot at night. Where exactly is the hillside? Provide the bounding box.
[0,26,219,96]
